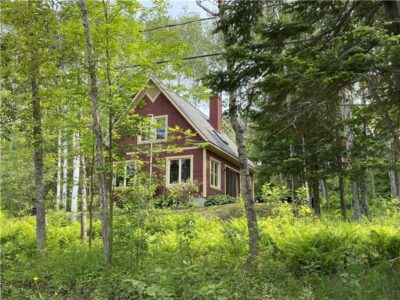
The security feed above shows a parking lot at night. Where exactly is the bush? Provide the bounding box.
[165,180,200,207]
[261,182,289,203]
[205,195,236,207]
[113,182,157,209]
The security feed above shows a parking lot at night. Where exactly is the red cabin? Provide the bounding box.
[117,78,254,202]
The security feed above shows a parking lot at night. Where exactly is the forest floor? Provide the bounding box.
[1,202,400,299]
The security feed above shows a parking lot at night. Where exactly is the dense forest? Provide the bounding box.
[1,0,399,299]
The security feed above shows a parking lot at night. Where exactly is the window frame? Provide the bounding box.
[210,156,221,190]
[165,155,194,186]
[137,115,168,144]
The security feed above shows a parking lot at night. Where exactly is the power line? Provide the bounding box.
[157,52,222,63]
[124,52,223,68]
[141,17,217,32]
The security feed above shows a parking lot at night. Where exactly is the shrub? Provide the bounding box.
[166,180,200,207]
[205,195,236,207]
[261,182,289,203]
[113,182,157,209]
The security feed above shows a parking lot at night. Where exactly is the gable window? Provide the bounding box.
[210,157,221,189]
[167,156,193,185]
[140,115,167,143]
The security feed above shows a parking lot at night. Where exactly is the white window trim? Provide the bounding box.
[165,155,193,186]
[137,114,168,144]
[210,156,221,190]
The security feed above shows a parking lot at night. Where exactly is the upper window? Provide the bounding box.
[167,157,192,185]
[140,115,167,143]
[210,158,221,189]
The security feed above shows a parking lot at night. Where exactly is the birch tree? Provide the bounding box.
[62,134,68,211]
[56,132,62,210]
[71,132,80,221]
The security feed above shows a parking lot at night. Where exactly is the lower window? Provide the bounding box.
[167,157,192,184]
[114,161,137,187]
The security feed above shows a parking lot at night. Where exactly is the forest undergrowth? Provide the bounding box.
[1,200,400,299]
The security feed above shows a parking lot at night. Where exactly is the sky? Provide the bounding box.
[140,0,209,17]
[139,0,212,114]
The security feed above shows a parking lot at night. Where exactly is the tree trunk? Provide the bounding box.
[351,180,361,221]
[80,0,111,265]
[81,155,87,240]
[396,172,400,198]
[301,136,311,207]
[389,170,397,197]
[62,134,68,211]
[321,179,329,209]
[31,63,46,251]
[229,91,260,267]
[339,173,347,219]
[359,168,368,216]
[71,132,80,221]
[312,176,321,216]
[103,2,114,256]
[56,131,62,210]
[394,143,400,197]
[89,143,95,248]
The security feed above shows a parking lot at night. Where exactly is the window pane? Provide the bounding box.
[115,176,124,187]
[169,160,179,184]
[114,162,126,187]
[156,117,166,140]
[126,162,135,186]
[141,122,152,141]
[181,159,191,182]
[215,163,219,186]
[211,161,215,186]
[211,160,219,187]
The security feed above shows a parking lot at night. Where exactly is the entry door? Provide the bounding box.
[226,168,239,197]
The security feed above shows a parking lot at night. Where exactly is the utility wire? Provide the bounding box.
[125,52,223,68]
[141,17,217,32]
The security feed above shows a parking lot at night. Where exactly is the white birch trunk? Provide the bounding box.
[62,134,68,211]
[56,132,62,209]
[321,179,329,208]
[71,133,80,221]
[81,155,87,239]
[341,91,361,220]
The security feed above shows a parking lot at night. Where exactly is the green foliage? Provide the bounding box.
[2,204,400,299]
[261,182,289,203]
[114,182,157,210]
[205,194,236,207]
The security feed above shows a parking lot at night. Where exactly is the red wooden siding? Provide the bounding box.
[118,88,254,198]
